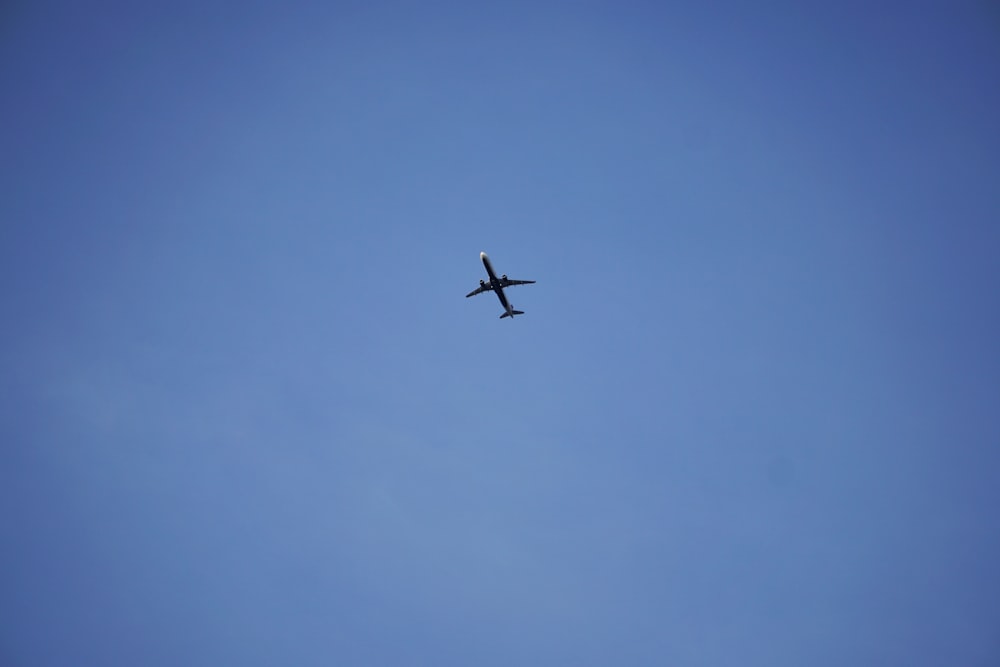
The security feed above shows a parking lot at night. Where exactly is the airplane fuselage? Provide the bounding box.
[466,251,534,319]
[480,252,514,317]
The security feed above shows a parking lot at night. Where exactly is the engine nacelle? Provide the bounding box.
[502,274,507,281]
[480,279,485,287]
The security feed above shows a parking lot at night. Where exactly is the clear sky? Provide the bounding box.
[2,2,999,665]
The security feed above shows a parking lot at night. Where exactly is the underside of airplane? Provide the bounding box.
[465,251,535,319]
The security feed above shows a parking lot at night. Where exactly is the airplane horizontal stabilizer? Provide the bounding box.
[499,310,525,319]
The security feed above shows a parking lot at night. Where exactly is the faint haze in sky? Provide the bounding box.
[1,2,999,665]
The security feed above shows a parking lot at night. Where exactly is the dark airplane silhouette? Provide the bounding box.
[465,251,536,319]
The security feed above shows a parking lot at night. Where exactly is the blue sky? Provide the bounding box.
[2,2,999,665]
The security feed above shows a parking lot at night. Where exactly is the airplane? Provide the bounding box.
[465,251,536,319]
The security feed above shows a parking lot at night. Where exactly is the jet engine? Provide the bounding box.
[502,274,507,281]
[480,279,485,287]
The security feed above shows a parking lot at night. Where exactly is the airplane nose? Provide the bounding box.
[480,251,487,259]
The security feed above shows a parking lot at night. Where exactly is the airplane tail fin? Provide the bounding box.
[499,310,525,319]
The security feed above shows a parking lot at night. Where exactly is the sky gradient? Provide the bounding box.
[2,3,999,665]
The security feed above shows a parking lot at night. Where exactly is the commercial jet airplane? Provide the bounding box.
[465,251,536,319]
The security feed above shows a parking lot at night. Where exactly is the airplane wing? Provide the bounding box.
[465,284,494,298]
[500,278,536,288]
